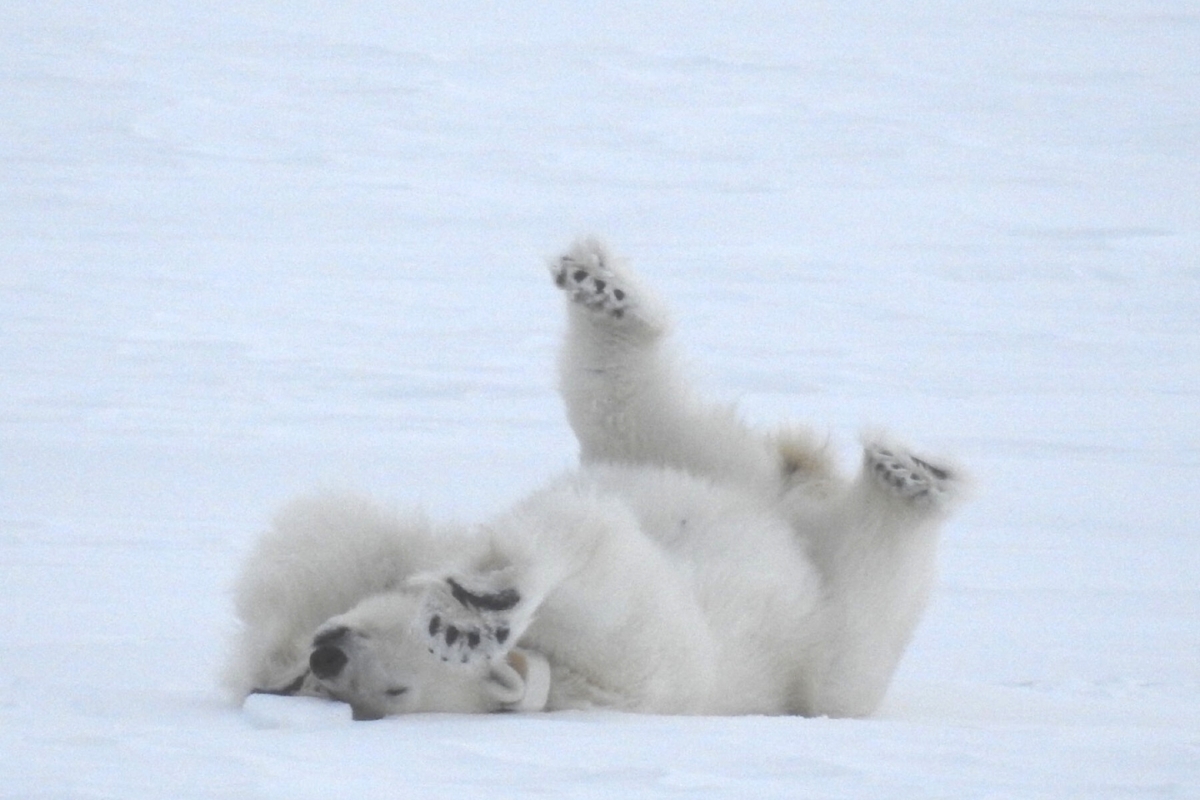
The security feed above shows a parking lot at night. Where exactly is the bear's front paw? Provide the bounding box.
[551,244,631,320]
[414,573,521,668]
[549,238,670,336]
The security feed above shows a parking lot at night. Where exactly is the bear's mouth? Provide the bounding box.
[251,670,383,719]
[349,703,386,721]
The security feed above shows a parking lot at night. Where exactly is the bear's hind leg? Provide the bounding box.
[803,439,966,717]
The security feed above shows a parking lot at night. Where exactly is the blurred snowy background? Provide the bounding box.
[1,1,1197,797]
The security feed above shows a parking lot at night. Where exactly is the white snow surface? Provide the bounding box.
[2,1,1198,797]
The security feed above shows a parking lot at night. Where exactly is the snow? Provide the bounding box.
[2,0,1198,796]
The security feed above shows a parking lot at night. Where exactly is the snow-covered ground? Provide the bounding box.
[2,1,1198,796]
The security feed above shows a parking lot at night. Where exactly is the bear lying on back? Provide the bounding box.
[223,238,967,720]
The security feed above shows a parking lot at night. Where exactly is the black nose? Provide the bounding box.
[310,644,348,679]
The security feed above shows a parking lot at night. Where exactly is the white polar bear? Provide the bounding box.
[223,238,967,720]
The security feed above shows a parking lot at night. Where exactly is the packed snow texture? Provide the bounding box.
[2,1,1198,797]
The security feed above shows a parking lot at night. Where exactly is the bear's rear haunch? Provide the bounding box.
[223,237,967,719]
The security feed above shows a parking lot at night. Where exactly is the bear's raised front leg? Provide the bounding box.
[550,238,781,487]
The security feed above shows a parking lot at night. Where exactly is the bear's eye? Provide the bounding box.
[384,686,408,697]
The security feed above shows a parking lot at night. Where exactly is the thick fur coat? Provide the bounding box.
[223,238,966,720]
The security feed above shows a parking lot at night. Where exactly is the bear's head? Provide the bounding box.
[260,592,548,720]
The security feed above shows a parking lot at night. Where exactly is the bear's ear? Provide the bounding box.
[485,649,551,712]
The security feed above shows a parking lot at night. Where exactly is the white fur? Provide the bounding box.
[223,237,967,719]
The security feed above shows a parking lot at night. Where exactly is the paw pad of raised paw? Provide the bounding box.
[866,446,956,508]
[419,576,520,668]
[447,578,520,612]
[551,254,631,320]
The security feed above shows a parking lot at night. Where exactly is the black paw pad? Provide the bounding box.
[912,456,952,481]
[447,578,520,612]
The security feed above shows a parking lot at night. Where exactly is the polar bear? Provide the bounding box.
[223,238,966,720]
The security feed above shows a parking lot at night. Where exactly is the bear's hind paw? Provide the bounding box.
[863,443,960,511]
